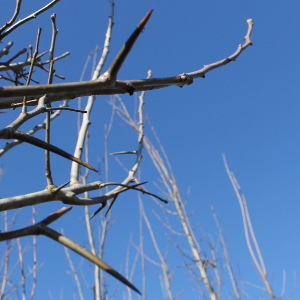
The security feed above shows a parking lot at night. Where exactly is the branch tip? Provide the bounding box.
[106,9,153,79]
[11,130,98,172]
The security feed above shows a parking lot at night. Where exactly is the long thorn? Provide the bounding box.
[12,131,98,172]
[106,9,153,79]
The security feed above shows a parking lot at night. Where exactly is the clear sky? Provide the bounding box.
[1,1,300,299]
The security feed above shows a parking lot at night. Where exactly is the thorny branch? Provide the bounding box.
[0,18,254,109]
[0,0,61,41]
[0,95,96,172]
[0,207,141,294]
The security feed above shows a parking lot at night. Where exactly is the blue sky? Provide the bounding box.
[1,1,300,299]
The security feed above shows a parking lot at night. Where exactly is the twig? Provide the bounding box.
[45,14,58,186]
[29,206,37,300]
[138,188,146,299]
[0,0,61,40]
[0,101,68,158]
[140,195,174,300]
[64,234,85,300]
[5,48,27,64]
[46,107,87,113]
[211,204,241,299]
[0,0,22,35]
[110,151,137,155]
[0,207,141,294]
[223,154,276,300]
[0,211,10,299]
[0,95,97,172]
[23,28,42,112]
[0,41,14,59]
[17,238,26,300]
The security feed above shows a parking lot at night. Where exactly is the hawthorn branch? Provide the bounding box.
[0,94,96,172]
[0,207,141,294]
[89,70,153,218]
[0,19,254,110]
[0,0,61,41]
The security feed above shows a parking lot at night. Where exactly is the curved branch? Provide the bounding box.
[0,0,61,41]
[0,0,22,35]
[0,207,141,294]
[0,19,254,110]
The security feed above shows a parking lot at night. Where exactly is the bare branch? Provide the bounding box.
[223,154,276,300]
[45,13,59,186]
[6,129,97,172]
[0,51,70,73]
[0,19,254,110]
[5,48,27,64]
[0,41,14,59]
[110,151,137,155]
[211,204,241,299]
[0,207,141,294]
[0,101,69,158]
[23,27,42,112]
[64,237,85,300]
[29,206,37,300]
[16,238,26,300]
[0,0,61,41]
[0,0,22,35]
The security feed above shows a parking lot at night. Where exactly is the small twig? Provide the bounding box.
[41,51,70,65]
[45,13,58,186]
[23,27,42,112]
[0,101,68,158]
[29,206,37,300]
[0,211,10,299]
[46,107,87,113]
[0,0,22,34]
[0,41,14,59]
[63,230,85,300]
[110,151,137,155]
[47,14,58,86]
[0,0,61,40]
[90,181,168,220]
[17,238,26,300]
[211,204,241,299]
[223,154,276,300]
[6,48,27,64]
[0,74,17,84]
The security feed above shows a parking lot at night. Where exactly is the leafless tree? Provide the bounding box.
[0,0,257,299]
